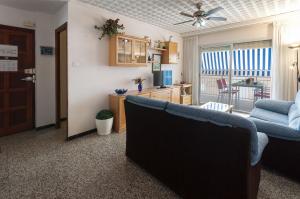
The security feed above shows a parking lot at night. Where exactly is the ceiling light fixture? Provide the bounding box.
[174,2,226,28]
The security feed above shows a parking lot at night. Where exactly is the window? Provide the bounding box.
[200,40,272,112]
[201,40,272,77]
[202,48,272,76]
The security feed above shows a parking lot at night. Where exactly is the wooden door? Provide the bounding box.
[162,42,178,64]
[117,37,133,64]
[0,25,35,137]
[118,97,126,132]
[168,42,178,64]
[133,40,147,64]
[151,89,172,101]
[171,87,181,104]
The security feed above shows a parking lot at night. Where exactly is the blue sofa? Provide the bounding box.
[125,95,268,199]
[249,91,300,180]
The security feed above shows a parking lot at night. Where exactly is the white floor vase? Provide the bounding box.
[96,118,113,135]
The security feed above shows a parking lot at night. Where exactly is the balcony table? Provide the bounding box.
[231,81,264,99]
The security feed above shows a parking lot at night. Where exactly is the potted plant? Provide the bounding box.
[133,77,146,92]
[95,110,114,135]
[95,18,125,40]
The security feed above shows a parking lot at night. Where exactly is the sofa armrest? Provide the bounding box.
[251,132,268,166]
[255,99,294,115]
[249,117,300,141]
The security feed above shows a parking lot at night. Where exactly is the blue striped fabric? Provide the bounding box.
[201,48,272,77]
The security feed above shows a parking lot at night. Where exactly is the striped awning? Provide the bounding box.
[201,47,272,77]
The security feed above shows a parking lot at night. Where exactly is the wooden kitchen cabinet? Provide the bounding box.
[162,42,178,64]
[109,34,148,67]
[174,83,192,105]
[109,87,181,133]
[150,89,172,101]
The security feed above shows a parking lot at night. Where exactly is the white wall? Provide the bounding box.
[0,4,67,128]
[277,12,300,45]
[34,13,56,127]
[67,0,183,136]
[195,10,300,47]
[38,4,67,127]
[53,3,68,30]
[197,23,273,47]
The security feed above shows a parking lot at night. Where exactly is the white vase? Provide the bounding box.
[96,118,113,135]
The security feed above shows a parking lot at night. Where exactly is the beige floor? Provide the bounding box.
[0,124,300,199]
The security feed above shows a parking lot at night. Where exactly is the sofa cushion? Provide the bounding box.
[288,104,300,122]
[254,132,269,166]
[250,108,288,125]
[255,99,294,115]
[289,118,300,131]
[288,104,300,131]
[166,103,262,165]
[249,117,300,141]
[295,90,300,108]
[126,95,168,110]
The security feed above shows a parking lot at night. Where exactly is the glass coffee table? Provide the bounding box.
[200,102,233,113]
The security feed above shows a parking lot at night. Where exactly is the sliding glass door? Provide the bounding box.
[200,40,272,113]
[200,45,233,106]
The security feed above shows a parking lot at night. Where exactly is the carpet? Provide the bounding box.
[0,125,299,199]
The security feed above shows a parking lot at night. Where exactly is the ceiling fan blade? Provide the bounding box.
[174,20,194,25]
[207,17,227,21]
[180,12,194,18]
[205,6,224,16]
[192,21,197,26]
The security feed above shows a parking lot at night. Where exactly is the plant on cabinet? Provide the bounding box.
[95,18,125,40]
[133,77,146,92]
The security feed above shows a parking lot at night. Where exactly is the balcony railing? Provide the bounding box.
[200,69,271,112]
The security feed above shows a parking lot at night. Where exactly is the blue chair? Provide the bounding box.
[249,91,300,180]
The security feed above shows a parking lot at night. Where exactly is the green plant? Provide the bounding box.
[96,110,113,120]
[95,18,125,40]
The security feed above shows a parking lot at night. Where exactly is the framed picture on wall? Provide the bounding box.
[152,54,161,72]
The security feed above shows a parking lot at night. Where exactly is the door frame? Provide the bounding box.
[0,24,36,135]
[55,22,68,129]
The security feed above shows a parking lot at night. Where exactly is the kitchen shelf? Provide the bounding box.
[150,47,167,51]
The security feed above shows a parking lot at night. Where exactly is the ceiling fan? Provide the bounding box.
[174,2,227,27]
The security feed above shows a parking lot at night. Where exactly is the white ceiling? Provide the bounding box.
[0,0,67,14]
[79,0,300,34]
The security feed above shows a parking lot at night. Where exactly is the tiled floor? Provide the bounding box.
[0,124,300,199]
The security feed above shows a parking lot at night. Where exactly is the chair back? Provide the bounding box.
[254,86,271,98]
[221,79,228,88]
[216,79,224,90]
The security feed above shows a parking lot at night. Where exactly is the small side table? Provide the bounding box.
[174,83,192,105]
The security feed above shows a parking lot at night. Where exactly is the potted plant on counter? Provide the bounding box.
[133,77,146,92]
[95,110,114,135]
